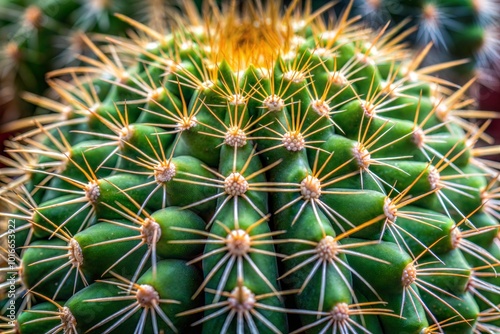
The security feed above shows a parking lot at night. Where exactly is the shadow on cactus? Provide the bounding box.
[1,0,500,333]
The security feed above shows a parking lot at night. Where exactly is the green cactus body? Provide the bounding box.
[1,1,500,333]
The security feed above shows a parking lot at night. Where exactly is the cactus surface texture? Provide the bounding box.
[1,0,500,333]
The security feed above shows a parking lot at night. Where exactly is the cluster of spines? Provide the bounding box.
[1,0,500,333]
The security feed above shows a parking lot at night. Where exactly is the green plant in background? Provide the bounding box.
[1,0,500,333]
[346,0,500,89]
[0,0,170,123]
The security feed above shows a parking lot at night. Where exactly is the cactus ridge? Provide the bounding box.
[1,0,500,333]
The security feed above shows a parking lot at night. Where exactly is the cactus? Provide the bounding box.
[346,0,500,89]
[1,0,500,333]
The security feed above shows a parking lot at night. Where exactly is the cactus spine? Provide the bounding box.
[1,0,500,333]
